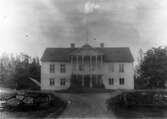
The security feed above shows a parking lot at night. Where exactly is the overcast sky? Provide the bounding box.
[0,0,167,61]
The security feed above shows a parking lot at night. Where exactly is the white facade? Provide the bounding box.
[41,62,71,90]
[41,62,134,90]
[41,44,134,90]
[103,63,134,89]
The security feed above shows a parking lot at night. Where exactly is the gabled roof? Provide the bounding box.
[41,45,134,62]
[70,44,104,56]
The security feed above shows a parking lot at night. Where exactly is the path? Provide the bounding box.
[47,91,122,118]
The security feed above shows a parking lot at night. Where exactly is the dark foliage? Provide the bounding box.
[0,53,40,90]
[137,47,167,89]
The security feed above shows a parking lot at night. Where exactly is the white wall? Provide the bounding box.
[41,62,134,90]
[41,62,72,90]
[103,63,134,89]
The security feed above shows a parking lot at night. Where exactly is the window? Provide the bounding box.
[119,78,125,85]
[49,78,55,86]
[60,78,66,86]
[109,78,114,85]
[110,64,114,72]
[119,64,124,72]
[50,64,55,73]
[60,64,66,73]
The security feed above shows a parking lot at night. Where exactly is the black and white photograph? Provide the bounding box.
[0,0,167,118]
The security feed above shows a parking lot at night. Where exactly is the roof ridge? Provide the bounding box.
[41,47,134,62]
[96,47,130,48]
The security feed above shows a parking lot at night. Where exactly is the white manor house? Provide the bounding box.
[41,43,134,90]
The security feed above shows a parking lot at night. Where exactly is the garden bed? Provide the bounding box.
[107,90,167,108]
[0,91,66,111]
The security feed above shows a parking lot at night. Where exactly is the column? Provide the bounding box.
[81,56,84,74]
[82,75,84,87]
[101,55,103,64]
[95,56,98,73]
[90,56,92,88]
[76,56,78,64]
[82,56,84,64]
[76,56,78,73]
[90,56,92,66]
[98,56,100,64]
[90,56,92,73]
[95,75,97,88]
[71,56,73,64]
[100,56,102,71]
[90,75,92,88]
[71,56,73,73]
[86,56,88,74]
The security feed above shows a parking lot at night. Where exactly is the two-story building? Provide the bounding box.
[41,43,134,90]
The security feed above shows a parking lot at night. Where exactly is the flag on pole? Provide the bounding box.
[84,1,100,14]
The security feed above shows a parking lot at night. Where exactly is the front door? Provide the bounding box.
[84,75,90,88]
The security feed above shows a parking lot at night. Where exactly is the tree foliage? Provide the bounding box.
[137,47,167,89]
[0,53,40,90]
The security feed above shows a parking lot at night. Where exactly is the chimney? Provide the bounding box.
[70,43,75,48]
[100,43,104,48]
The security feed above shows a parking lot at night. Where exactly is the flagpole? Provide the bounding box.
[85,0,98,44]
[86,9,89,44]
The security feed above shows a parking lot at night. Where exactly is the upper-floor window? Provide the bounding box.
[109,64,114,72]
[49,78,55,86]
[50,64,55,73]
[109,78,114,85]
[119,64,124,72]
[60,64,66,73]
[60,78,66,86]
[119,78,125,85]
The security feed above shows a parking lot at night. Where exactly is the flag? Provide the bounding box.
[84,1,100,14]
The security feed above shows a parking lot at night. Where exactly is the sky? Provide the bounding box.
[0,0,167,62]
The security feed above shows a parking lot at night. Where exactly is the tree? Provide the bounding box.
[14,55,41,90]
[0,53,41,90]
[138,47,167,89]
[28,57,41,82]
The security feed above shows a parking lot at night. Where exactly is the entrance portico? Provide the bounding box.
[70,44,105,89]
[71,74,104,88]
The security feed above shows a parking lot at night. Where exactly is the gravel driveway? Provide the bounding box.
[47,92,121,118]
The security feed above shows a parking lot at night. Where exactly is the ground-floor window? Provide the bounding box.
[119,78,125,85]
[60,78,66,86]
[109,78,114,85]
[49,78,55,86]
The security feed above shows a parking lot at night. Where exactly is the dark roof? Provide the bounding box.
[41,46,134,62]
